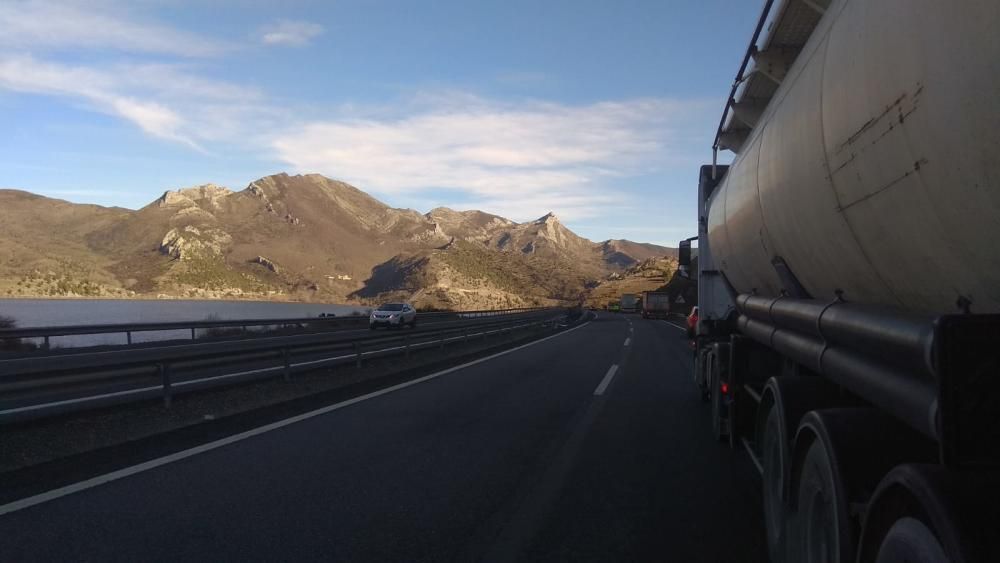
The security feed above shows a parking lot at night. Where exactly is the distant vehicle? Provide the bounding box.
[369,303,416,329]
[641,291,670,319]
[685,306,698,339]
[619,293,638,313]
[607,301,621,313]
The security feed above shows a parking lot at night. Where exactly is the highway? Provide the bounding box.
[0,312,766,562]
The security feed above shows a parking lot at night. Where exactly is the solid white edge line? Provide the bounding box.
[593,364,618,396]
[0,319,592,517]
[662,320,686,331]
[623,337,631,347]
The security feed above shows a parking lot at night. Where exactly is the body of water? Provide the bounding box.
[0,299,367,348]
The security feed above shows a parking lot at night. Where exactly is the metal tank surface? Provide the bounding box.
[707,0,1000,314]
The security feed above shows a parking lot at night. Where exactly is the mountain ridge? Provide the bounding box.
[0,173,675,308]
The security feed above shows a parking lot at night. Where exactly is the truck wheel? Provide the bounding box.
[760,401,790,563]
[710,343,731,443]
[857,464,999,563]
[789,438,851,563]
[710,355,727,442]
[697,349,712,402]
[873,518,949,563]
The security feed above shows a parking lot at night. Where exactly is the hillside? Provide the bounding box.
[0,173,675,308]
[584,256,678,309]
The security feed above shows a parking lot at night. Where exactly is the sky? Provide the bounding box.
[0,0,760,246]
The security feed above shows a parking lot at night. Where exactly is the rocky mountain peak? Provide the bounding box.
[535,212,559,224]
[157,183,233,208]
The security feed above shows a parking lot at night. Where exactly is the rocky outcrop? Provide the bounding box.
[157,184,233,209]
[159,225,232,260]
[252,256,280,273]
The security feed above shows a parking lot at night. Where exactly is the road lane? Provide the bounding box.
[0,313,766,562]
[0,315,627,561]
[522,316,767,561]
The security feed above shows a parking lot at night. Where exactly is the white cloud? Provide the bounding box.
[0,55,279,150]
[270,95,709,220]
[260,20,324,47]
[0,0,230,57]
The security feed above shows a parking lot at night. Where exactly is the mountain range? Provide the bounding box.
[0,173,674,309]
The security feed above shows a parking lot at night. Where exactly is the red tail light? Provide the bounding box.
[720,382,729,395]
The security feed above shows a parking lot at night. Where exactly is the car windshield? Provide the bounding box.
[379,303,405,311]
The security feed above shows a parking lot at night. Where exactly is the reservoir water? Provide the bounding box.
[0,299,367,348]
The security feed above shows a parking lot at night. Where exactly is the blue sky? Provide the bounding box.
[0,0,759,246]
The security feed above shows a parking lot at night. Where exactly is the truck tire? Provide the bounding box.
[873,518,949,563]
[710,353,727,442]
[788,437,852,563]
[710,342,731,443]
[787,409,935,563]
[760,402,789,563]
[857,464,1000,563]
[697,349,712,402]
[758,376,848,563]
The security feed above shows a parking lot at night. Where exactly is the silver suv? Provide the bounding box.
[369,303,417,329]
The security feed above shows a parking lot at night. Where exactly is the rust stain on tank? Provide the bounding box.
[834,83,922,155]
[837,157,929,212]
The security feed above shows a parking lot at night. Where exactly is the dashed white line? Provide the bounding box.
[593,364,619,396]
[623,337,631,346]
[662,320,687,332]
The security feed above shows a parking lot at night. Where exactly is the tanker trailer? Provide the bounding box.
[680,1,1000,561]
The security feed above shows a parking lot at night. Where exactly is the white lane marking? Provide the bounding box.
[623,337,631,347]
[662,320,686,332]
[0,320,592,517]
[593,364,618,396]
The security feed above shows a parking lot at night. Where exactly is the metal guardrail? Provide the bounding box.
[0,307,551,349]
[0,309,567,424]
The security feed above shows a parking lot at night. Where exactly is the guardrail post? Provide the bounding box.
[126,331,132,345]
[159,363,172,408]
[355,341,362,370]
[191,327,196,340]
[44,336,50,350]
[282,348,291,381]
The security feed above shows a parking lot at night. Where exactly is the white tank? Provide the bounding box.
[707,0,1000,314]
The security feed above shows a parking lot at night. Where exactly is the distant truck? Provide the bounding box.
[619,293,638,313]
[640,291,670,319]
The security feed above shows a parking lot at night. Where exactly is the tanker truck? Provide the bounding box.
[680,1,1000,561]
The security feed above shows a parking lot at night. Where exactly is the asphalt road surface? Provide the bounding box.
[0,312,767,562]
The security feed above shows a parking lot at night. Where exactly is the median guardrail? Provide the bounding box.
[0,308,568,424]
[0,307,551,350]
